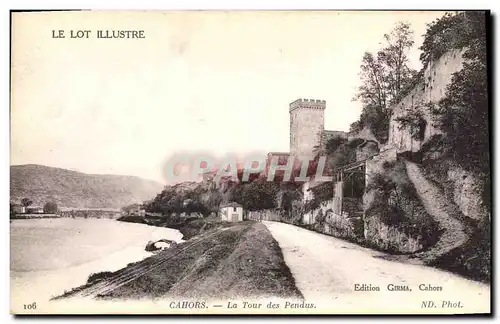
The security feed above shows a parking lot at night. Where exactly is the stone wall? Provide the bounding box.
[301,200,364,242]
[386,47,489,223]
[302,199,334,225]
[322,211,364,243]
[388,48,466,153]
[247,209,281,221]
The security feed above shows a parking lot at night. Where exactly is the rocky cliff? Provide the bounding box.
[388,48,466,153]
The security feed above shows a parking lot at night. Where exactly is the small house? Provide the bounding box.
[26,206,44,214]
[12,204,26,214]
[219,202,244,222]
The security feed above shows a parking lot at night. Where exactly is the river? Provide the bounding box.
[10,218,183,309]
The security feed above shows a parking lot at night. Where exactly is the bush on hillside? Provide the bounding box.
[364,160,440,252]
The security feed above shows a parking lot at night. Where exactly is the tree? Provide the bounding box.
[228,184,245,206]
[205,188,223,214]
[43,202,58,214]
[352,22,418,143]
[428,12,488,174]
[325,136,347,155]
[183,198,210,217]
[21,198,33,207]
[426,12,489,208]
[240,179,280,211]
[419,11,467,69]
[280,187,302,217]
[325,141,357,173]
[149,186,181,215]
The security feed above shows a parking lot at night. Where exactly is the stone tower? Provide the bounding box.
[289,98,326,156]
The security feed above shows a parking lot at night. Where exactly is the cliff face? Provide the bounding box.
[358,46,489,281]
[422,159,489,222]
[388,48,466,153]
[385,48,489,224]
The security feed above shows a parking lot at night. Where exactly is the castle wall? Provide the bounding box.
[387,48,489,221]
[289,99,325,156]
[388,48,466,153]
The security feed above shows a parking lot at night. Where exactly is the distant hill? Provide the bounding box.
[10,164,165,209]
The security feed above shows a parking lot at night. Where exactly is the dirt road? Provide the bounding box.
[263,221,490,314]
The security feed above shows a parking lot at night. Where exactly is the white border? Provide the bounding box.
[2,1,497,323]
[1,0,499,10]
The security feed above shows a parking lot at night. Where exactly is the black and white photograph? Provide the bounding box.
[9,10,491,315]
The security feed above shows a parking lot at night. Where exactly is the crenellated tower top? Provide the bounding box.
[289,98,326,113]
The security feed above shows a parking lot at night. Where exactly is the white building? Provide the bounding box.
[12,204,26,214]
[219,202,244,222]
[26,206,44,214]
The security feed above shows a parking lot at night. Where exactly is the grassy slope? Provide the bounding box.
[57,221,302,301]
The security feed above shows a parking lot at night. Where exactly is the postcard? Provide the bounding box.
[10,10,491,315]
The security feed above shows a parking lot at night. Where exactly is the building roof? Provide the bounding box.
[220,202,243,208]
[324,130,348,138]
[267,151,290,156]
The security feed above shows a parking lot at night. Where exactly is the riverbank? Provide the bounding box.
[10,218,182,312]
[117,214,231,240]
[56,221,302,301]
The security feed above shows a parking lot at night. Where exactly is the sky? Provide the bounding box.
[10,11,447,183]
